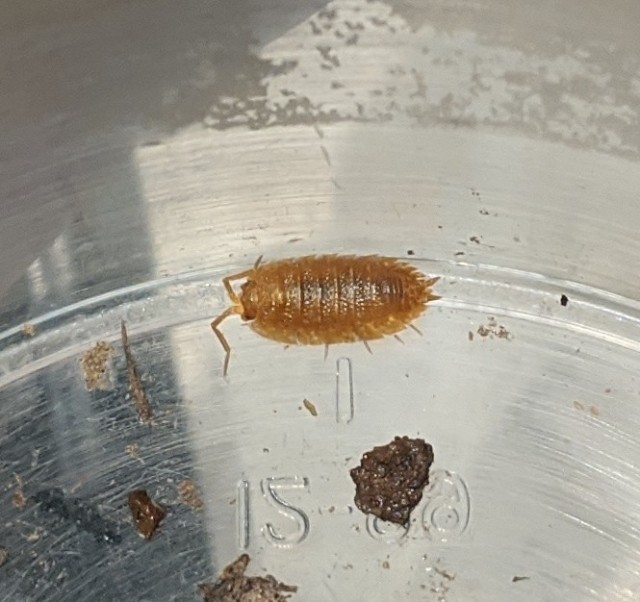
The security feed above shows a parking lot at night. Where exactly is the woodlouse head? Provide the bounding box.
[239,280,258,321]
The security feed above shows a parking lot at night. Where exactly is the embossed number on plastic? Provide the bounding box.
[260,476,310,548]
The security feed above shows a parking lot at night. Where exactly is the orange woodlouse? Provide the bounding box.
[211,254,440,375]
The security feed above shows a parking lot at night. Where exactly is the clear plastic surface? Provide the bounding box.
[2,1,640,601]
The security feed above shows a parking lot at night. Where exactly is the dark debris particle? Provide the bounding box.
[512,576,530,583]
[32,488,121,543]
[199,554,298,601]
[560,294,569,307]
[407,249,415,256]
[350,436,434,525]
[128,490,166,540]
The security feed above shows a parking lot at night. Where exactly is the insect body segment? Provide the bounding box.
[211,255,440,375]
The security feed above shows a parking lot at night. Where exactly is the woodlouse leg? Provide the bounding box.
[211,307,240,376]
[253,255,264,270]
[324,344,329,360]
[362,340,373,354]
[409,324,423,336]
[222,270,253,304]
[394,334,405,344]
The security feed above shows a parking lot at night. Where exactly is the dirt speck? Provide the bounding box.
[12,474,27,510]
[350,436,434,525]
[512,576,530,583]
[128,490,166,540]
[467,331,474,341]
[426,563,456,600]
[178,480,204,510]
[302,398,318,417]
[574,401,600,417]
[199,554,297,601]
[81,341,114,391]
[407,249,415,256]
[479,208,489,215]
[560,294,569,307]
[382,560,390,570]
[22,323,36,337]
[469,235,481,244]
[121,321,153,424]
[125,443,140,460]
[25,528,43,543]
[477,317,511,340]
[12,490,28,510]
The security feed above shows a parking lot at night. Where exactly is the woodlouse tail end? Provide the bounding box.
[424,275,441,302]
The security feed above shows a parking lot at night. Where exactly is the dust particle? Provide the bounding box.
[199,554,297,601]
[407,249,415,256]
[302,398,318,417]
[469,235,481,244]
[382,560,390,570]
[121,321,153,424]
[12,490,27,509]
[560,294,569,306]
[178,480,204,510]
[22,323,36,337]
[81,341,115,391]
[125,443,140,459]
[590,405,600,416]
[512,576,530,583]
[468,331,474,341]
[26,528,43,543]
[477,317,511,340]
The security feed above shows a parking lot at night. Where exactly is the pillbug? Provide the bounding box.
[211,254,440,375]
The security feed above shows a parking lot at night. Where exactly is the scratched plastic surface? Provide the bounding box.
[3,1,640,601]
